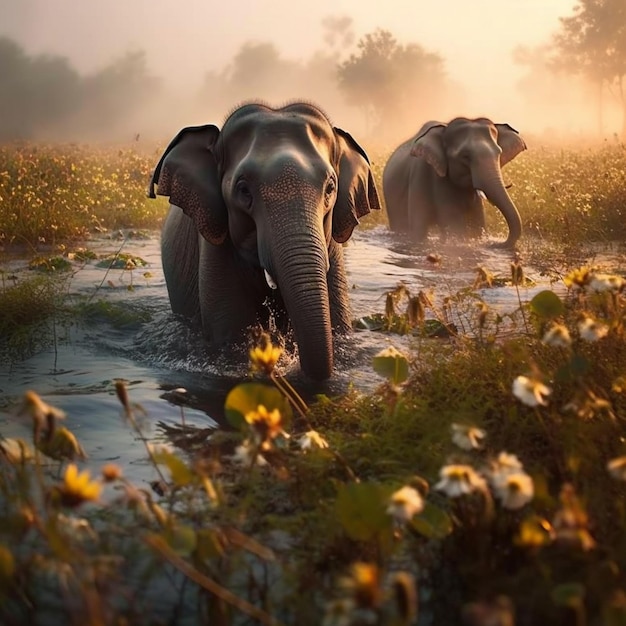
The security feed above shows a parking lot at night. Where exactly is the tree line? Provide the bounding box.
[1,1,625,142]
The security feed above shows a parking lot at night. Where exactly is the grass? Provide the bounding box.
[1,139,626,624]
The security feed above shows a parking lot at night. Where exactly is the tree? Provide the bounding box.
[337,29,446,140]
[552,0,626,136]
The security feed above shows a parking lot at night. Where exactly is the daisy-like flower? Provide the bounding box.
[386,486,424,523]
[298,430,329,451]
[231,441,268,467]
[492,472,534,510]
[578,315,609,342]
[542,323,572,348]
[434,464,487,498]
[512,375,551,407]
[451,423,486,450]
[54,464,102,507]
[607,456,626,481]
[249,337,283,375]
[491,451,524,474]
[587,273,624,293]
[245,404,287,448]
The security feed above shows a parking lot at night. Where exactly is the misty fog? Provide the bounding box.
[0,0,623,147]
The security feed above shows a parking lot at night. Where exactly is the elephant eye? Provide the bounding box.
[235,179,253,210]
[236,179,252,198]
[324,179,337,197]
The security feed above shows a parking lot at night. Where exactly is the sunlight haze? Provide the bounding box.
[2,0,617,141]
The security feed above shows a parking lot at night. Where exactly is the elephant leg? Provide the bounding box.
[198,238,270,344]
[327,239,352,334]
[407,176,436,241]
[161,205,200,318]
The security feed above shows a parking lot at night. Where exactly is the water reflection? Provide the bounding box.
[0,227,591,483]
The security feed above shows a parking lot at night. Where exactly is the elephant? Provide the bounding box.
[382,117,527,247]
[148,102,381,381]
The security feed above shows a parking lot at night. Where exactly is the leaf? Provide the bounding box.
[409,501,453,539]
[372,348,409,385]
[163,524,197,557]
[224,383,292,431]
[530,290,564,320]
[335,482,392,541]
[551,582,585,609]
[151,449,195,486]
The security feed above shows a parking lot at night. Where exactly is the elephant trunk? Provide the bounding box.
[472,162,522,248]
[271,229,333,381]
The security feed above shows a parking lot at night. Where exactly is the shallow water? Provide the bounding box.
[0,227,596,484]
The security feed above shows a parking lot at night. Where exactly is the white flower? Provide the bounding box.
[578,316,609,342]
[607,456,626,481]
[542,323,572,348]
[587,273,624,293]
[451,423,486,450]
[512,375,551,407]
[492,472,534,510]
[386,486,424,522]
[298,430,330,451]
[231,441,268,467]
[434,464,487,498]
[489,451,524,478]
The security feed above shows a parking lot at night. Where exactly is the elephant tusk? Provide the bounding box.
[264,269,278,290]
[476,189,487,200]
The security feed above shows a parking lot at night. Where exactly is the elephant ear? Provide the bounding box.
[495,123,527,167]
[332,128,381,244]
[148,125,228,245]
[410,122,448,177]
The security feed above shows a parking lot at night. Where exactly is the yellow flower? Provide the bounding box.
[37,426,87,462]
[245,405,286,447]
[55,464,101,507]
[340,562,381,610]
[512,375,551,407]
[563,266,591,289]
[249,337,282,375]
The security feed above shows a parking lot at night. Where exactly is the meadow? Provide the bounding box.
[1,138,626,625]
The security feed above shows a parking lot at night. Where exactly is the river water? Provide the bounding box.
[0,226,592,484]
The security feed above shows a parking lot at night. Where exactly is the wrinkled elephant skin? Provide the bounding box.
[383,117,526,248]
[148,102,381,380]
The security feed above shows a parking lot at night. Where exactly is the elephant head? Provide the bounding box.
[410,117,526,247]
[148,102,380,380]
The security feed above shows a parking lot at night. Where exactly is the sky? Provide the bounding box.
[2,0,600,138]
[1,0,576,85]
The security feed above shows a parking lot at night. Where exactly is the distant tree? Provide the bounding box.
[0,37,81,139]
[552,0,626,136]
[337,29,446,138]
[78,50,160,137]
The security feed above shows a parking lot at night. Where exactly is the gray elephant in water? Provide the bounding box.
[383,117,527,247]
[148,102,380,380]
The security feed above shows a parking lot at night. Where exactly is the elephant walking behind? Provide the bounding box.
[383,117,527,247]
[148,102,380,380]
